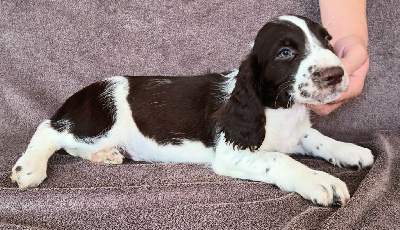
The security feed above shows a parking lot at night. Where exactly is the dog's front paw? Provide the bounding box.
[331,143,374,170]
[296,170,350,207]
[11,155,47,188]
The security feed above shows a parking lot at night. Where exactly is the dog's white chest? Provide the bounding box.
[259,104,311,153]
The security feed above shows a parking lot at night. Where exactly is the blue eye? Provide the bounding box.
[277,49,294,58]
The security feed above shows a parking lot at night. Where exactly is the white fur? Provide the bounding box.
[260,104,311,153]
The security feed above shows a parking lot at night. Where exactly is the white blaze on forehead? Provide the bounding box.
[277,15,320,50]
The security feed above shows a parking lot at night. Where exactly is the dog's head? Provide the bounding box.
[217,15,348,150]
[245,14,348,108]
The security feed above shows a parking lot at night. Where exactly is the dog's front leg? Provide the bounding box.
[212,147,350,206]
[299,128,374,169]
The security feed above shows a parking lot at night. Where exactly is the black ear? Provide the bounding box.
[215,54,266,151]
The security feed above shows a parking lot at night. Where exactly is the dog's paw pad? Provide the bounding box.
[91,148,124,165]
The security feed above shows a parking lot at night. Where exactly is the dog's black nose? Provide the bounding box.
[320,67,344,85]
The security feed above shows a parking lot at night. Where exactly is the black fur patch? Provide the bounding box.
[50,80,116,141]
[126,74,226,147]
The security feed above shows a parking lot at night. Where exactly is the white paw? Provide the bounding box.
[296,170,350,206]
[330,143,374,170]
[11,154,47,188]
[91,148,124,164]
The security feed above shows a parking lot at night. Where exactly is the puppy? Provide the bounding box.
[11,15,374,206]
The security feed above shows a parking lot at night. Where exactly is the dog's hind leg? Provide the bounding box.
[11,77,130,188]
[11,120,125,188]
[11,120,61,188]
[52,78,128,165]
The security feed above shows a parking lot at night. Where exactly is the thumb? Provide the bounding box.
[336,56,369,101]
[333,36,368,75]
[337,42,368,76]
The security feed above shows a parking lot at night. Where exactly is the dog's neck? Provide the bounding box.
[259,104,311,153]
[267,104,310,123]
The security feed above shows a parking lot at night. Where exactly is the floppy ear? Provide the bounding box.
[215,54,266,151]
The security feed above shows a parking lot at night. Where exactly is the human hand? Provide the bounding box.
[308,35,369,115]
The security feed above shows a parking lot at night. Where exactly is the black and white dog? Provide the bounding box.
[11,15,373,206]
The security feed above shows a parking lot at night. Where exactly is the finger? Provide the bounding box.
[333,37,368,75]
[350,56,370,79]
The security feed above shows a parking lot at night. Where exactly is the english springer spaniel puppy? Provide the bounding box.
[11,15,374,206]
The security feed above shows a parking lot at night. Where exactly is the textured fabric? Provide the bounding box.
[0,0,399,229]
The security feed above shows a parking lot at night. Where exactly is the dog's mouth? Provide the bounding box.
[292,74,349,105]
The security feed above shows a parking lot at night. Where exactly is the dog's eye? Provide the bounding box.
[277,49,293,59]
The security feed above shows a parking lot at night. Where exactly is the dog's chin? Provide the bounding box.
[294,91,343,105]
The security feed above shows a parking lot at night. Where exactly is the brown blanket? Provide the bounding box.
[1,0,399,229]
